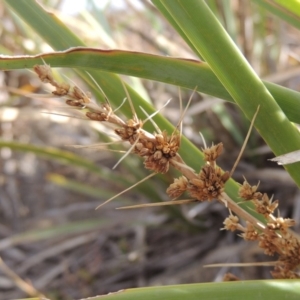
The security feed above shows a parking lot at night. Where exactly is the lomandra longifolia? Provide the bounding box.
[34,64,300,279]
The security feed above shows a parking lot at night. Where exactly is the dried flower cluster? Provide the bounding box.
[34,65,300,279]
[34,64,182,174]
[167,143,229,201]
[223,180,300,278]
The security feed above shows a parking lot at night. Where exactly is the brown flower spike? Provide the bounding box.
[33,65,300,279]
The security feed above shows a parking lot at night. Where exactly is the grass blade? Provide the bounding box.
[253,0,300,30]
[1,48,300,123]
[79,280,300,300]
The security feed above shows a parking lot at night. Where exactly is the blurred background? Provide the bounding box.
[1,0,300,299]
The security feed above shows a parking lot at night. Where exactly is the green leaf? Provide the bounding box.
[0,219,109,251]
[79,280,300,300]
[10,280,300,300]
[0,140,104,176]
[46,173,160,205]
[1,48,300,124]
[253,0,300,30]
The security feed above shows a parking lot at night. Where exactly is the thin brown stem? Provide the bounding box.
[0,256,44,297]
[229,105,260,178]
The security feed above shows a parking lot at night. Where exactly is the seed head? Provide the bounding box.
[52,82,70,96]
[267,217,296,233]
[223,273,240,281]
[115,119,142,141]
[223,214,240,231]
[254,194,278,216]
[144,154,169,173]
[202,143,224,164]
[69,86,90,103]
[271,265,300,279]
[258,231,278,256]
[34,64,70,95]
[34,64,54,83]
[239,180,262,200]
[188,165,228,201]
[166,176,188,199]
[86,111,108,122]
[240,222,259,241]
